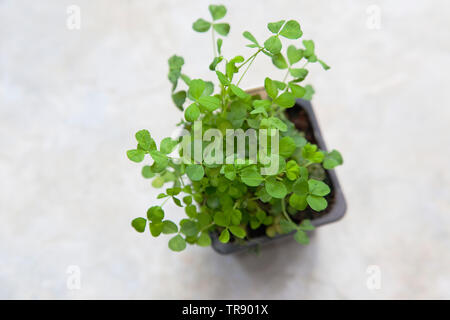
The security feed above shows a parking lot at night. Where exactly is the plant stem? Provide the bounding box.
[236,54,257,86]
[282,68,290,83]
[237,49,261,70]
[161,197,170,207]
[281,198,294,223]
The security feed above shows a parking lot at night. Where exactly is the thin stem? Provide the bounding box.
[236,48,263,86]
[281,198,294,223]
[237,49,261,70]
[282,68,290,83]
[161,197,170,207]
[236,54,257,86]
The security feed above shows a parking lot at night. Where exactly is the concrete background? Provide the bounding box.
[1,0,449,299]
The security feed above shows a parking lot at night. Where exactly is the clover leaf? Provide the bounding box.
[131,217,147,233]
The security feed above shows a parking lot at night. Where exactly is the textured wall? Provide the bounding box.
[1,0,449,299]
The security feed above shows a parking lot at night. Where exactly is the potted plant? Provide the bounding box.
[126,4,346,254]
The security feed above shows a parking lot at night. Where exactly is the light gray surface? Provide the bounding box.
[1,0,449,299]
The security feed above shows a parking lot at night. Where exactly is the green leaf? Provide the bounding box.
[274,92,295,108]
[184,103,200,122]
[289,83,306,98]
[162,220,178,234]
[264,36,282,54]
[185,205,197,218]
[223,165,236,180]
[214,211,230,227]
[149,221,163,237]
[289,193,308,210]
[213,23,230,36]
[279,136,297,158]
[264,77,278,99]
[197,232,212,247]
[186,164,205,181]
[240,168,263,187]
[279,20,302,39]
[188,79,206,100]
[215,38,223,54]
[160,137,178,154]
[126,149,145,163]
[231,209,242,225]
[299,219,315,231]
[318,59,330,70]
[168,55,184,90]
[303,85,315,100]
[168,235,186,252]
[229,226,246,239]
[230,84,250,99]
[286,160,300,181]
[323,150,343,169]
[147,206,164,222]
[151,176,164,188]
[180,220,198,237]
[287,45,303,65]
[303,40,315,58]
[308,179,331,196]
[198,95,221,112]
[271,53,288,69]
[260,117,286,132]
[131,217,146,233]
[204,81,214,96]
[149,150,169,169]
[141,165,155,178]
[216,70,229,86]
[243,31,259,46]
[166,187,181,196]
[193,18,211,32]
[250,105,268,117]
[290,68,309,80]
[219,229,230,243]
[280,219,297,233]
[265,178,287,199]
[273,80,286,90]
[209,56,223,71]
[294,229,309,244]
[168,55,184,70]
[183,195,192,205]
[307,195,328,211]
[256,186,272,202]
[302,143,324,163]
[293,178,308,195]
[209,4,227,20]
[267,20,285,33]
[171,91,186,111]
[135,129,156,151]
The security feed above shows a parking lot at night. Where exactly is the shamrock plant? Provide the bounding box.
[127,5,343,252]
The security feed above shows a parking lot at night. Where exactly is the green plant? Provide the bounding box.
[127,4,343,252]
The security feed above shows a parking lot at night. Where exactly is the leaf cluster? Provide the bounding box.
[127,5,343,252]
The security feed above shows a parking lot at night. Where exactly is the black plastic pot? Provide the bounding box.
[210,98,347,254]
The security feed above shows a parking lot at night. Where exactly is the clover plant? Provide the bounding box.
[127,5,343,252]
